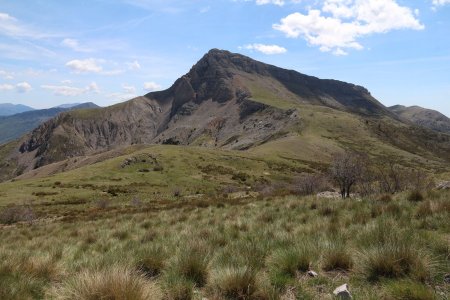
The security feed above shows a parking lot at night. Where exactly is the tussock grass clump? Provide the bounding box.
[358,221,435,282]
[386,280,436,300]
[165,244,210,287]
[267,243,316,288]
[377,194,393,203]
[322,246,353,272]
[135,245,167,278]
[208,266,257,299]
[48,266,161,300]
[361,240,432,282]
[162,271,194,300]
[408,190,425,202]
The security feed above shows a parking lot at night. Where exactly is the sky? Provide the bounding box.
[0,0,449,117]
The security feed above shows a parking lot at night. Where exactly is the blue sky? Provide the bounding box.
[0,0,449,116]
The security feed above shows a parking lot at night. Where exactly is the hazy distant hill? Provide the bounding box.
[0,103,35,116]
[389,105,450,134]
[56,103,84,109]
[0,102,99,144]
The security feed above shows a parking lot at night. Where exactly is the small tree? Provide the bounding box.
[330,151,364,198]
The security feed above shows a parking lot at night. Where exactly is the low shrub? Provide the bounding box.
[0,205,35,224]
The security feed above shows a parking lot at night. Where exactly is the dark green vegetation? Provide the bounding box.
[0,102,98,145]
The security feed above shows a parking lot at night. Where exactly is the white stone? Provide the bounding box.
[333,284,352,299]
[307,270,318,277]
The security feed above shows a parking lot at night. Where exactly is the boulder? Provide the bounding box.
[333,284,352,299]
[436,181,450,190]
[307,270,318,277]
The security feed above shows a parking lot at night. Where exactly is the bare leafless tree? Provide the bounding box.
[330,151,364,198]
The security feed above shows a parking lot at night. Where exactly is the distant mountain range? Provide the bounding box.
[389,105,450,134]
[0,103,35,116]
[0,102,99,144]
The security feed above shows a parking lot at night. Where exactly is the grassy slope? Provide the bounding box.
[243,77,449,174]
[0,145,313,206]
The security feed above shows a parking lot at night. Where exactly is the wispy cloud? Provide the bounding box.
[66,58,103,73]
[0,81,32,93]
[61,38,93,52]
[143,81,162,91]
[41,82,99,96]
[0,12,62,39]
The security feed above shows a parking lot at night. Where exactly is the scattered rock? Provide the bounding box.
[121,157,138,168]
[444,274,450,284]
[227,191,259,199]
[436,181,450,190]
[333,284,352,299]
[307,270,318,277]
[317,191,341,199]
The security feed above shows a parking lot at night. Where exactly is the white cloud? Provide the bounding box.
[122,84,136,94]
[66,58,103,73]
[432,0,450,6]
[256,0,285,5]
[0,83,14,91]
[65,58,128,75]
[273,0,424,55]
[0,70,14,80]
[143,81,162,92]
[16,82,32,93]
[126,60,141,70]
[0,12,59,39]
[86,82,100,93]
[0,82,32,92]
[61,38,92,52]
[242,43,287,54]
[41,82,99,96]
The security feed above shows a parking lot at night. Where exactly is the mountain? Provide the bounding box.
[0,49,449,181]
[389,105,450,134]
[0,103,35,116]
[0,102,99,145]
[56,103,84,109]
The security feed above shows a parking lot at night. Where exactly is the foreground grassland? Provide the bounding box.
[0,187,449,299]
